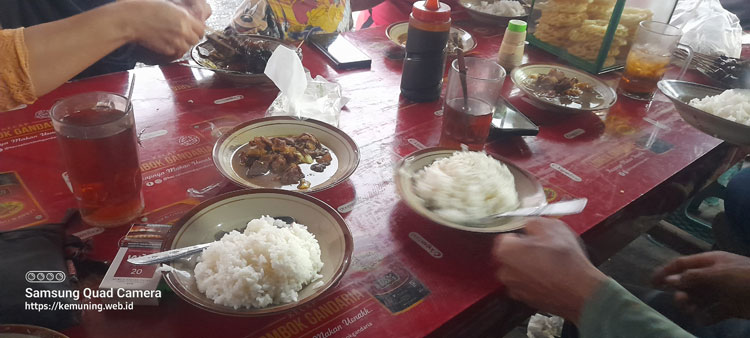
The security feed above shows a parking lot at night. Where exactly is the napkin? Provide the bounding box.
[264,46,349,126]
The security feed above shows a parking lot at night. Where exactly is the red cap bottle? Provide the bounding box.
[400,0,451,102]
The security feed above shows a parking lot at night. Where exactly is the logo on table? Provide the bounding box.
[34,110,50,120]
[26,270,66,283]
[178,135,200,147]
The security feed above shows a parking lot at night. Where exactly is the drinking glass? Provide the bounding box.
[618,21,693,101]
[51,92,144,228]
[440,57,506,150]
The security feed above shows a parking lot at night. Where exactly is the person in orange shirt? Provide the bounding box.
[0,0,209,111]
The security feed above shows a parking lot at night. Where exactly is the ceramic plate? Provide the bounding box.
[658,80,750,146]
[162,189,354,316]
[511,64,617,113]
[458,0,530,26]
[395,148,547,233]
[213,117,359,193]
[190,35,301,85]
[385,22,477,53]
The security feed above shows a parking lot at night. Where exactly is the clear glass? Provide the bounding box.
[51,92,144,228]
[618,21,692,100]
[440,57,506,151]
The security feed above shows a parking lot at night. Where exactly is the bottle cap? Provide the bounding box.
[507,20,527,33]
[412,0,451,23]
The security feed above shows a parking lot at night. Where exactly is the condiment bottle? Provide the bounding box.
[497,20,527,72]
[400,0,451,102]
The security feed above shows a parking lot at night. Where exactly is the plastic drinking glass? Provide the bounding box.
[51,92,144,228]
[440,57,506,150]
[618,21,693,101]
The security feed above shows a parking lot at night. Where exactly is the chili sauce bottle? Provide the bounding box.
[400,0,451,102]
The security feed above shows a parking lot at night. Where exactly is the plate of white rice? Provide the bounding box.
[658,80,750,146]
[163,189,353,316]
[396,148,547,233]
[459,0,529,27]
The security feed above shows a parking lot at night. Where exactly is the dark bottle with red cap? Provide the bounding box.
[400,0,451,102]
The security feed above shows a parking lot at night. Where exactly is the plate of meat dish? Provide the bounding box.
[213,117,359,193]
[190,31,302,85]
[511,64,617,113]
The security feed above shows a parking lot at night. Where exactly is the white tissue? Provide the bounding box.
[265,45,307,100]
[264,45,349,126]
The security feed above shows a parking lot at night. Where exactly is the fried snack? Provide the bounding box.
[536,0,588,14]
[587,2,614,20]
[534,23,576,47]
[538,11,588,27]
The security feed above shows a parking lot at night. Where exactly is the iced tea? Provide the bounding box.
[441,98,494,150]
[52,93,144,227]
[618,47,671,100]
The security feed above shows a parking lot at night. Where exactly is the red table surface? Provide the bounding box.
[1,25,747,338]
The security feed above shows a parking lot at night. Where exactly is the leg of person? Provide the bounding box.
[714,168,750,255]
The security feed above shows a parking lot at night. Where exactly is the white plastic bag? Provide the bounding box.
[670,0,742,58]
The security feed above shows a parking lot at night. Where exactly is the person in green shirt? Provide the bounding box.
[492,217,750,338]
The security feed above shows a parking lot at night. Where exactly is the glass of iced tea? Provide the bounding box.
[51,92,144,228]
[440,57,506,150]
[618,21,692,101]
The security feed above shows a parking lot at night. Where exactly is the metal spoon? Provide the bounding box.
[127,216,298,265]
[475,198,588,224]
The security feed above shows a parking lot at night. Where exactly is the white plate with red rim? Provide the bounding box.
[162,189,354,316]
[213,116,360,193]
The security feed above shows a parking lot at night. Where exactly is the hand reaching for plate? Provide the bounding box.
[492,217,607,324]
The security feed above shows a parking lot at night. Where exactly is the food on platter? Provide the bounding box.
[532,0,652,66]
[412,151,519,223]
[193,216,323,309]
[474,0,527,16]
[689,89,750,126]
[238,133,333,189]
[200,32,274,74]
[703,55,750,89]
[526,68,603,108]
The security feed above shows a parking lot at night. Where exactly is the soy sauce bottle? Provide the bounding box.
[400,0,451,102]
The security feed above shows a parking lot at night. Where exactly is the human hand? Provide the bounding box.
[652,251,750,324]
[125,1,205,59]
[170,0,212,21]
[492,218,607,324]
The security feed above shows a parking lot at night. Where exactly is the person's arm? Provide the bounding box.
[492,218,694,338]
[23,0,204,96]
[579,278,694,338]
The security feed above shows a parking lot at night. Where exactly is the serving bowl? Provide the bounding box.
[385,21,477,53]
[162,189,354,316]
[190,34,301,85]
[213,116,360,193]
[395,148,547,233]
[458,0,530,26]
[658,80,750,146]
[511,64,617,114]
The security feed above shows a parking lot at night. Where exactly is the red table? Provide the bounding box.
[1,24,746,337]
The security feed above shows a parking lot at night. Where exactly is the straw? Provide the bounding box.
[455,47,469,110]
[125,73,136,113]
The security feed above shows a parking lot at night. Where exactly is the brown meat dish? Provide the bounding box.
[527,69,597,105]
[239,133,332,188]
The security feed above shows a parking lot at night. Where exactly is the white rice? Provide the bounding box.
[475,0,526,16]
[689,89,750,126]
[412,151,520,223]
[194,216,323,309]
